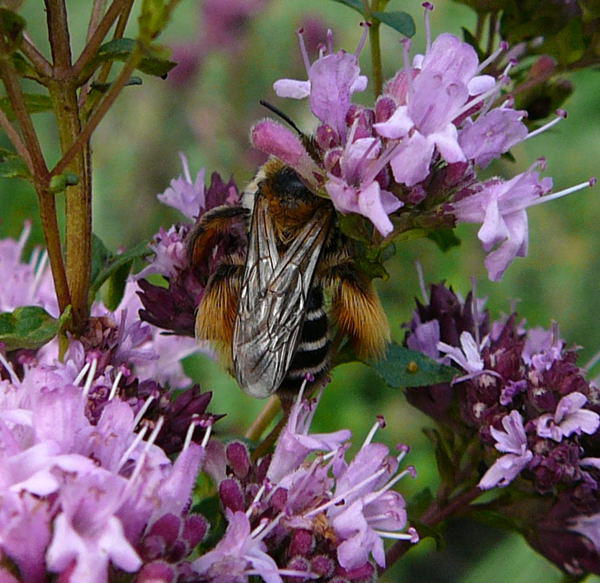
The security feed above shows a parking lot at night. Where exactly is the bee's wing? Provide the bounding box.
[233,195,332,398]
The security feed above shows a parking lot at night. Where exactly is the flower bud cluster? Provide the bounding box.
[194,392,417,582]
[403,282,600,574]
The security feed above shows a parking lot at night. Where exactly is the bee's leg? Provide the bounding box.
[195,260,244,370]
[320,251,390,361]
[186,205,249,275]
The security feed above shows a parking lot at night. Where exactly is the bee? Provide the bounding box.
[188,133,389,401]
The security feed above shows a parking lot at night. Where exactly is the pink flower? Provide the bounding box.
[534,392,600,442]
[479,411,533,489]
[452,166,553,280]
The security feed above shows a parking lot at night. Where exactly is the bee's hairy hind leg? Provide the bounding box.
[195,261,244,371]
[320,250,390,361]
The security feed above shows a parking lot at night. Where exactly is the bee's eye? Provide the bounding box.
[273,167,313,203]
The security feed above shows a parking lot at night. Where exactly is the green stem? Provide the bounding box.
[245,396,282,441]
[72,0,132,81]
[48,79,91,334]
[0,35,71,314]
[46,0,92,333]
[53,45,142,177]
[368,21,384,98]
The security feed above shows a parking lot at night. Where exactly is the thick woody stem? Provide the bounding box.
[46,0,92,333]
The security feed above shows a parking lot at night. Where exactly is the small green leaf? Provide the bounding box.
[330,0,365,16]
[104,260,133,311]
[0,305,69,351]
[338,213,374,244]
[89,240,149,301]
[0,8,25,50]
[0,93,52,120]
[0,150,29,179]
[49,172,79,193]
[427,229,461,252]
[83,38,176,81]
[90,234,112,290]
[90,76,142,93]
[372,11,416,37]
[367,342,456,388]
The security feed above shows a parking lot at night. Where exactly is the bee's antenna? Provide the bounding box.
[259,100,304,136]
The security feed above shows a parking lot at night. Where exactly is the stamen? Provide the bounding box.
[73,362,90,387]
[477,40,509,73]
[200,420,213,449]
[117,425,148,471]
[145,416,164,450]
[304,464,388,518]
[128,417,165,486]
[0,351,19,385]
[415,261,428,304]
[364,467,415,504]
[32,251,48,295]
[108,369,123,401]
[401,38,413,97]
[453,74,507,121]
[183,417,197,451]
[326,29,334,54]
[82,358,97,398]
[584,348,600,372]
[132,394,155,428]
[373,529,417,540]
[361,417,386,450]
[73,361,91,387]
[527,178,595,208]
[422,3,434,53]
[246,482,267,517]
[550,321,560,347]
[471,276,480,346]
[356,22,370,56]
[178,152,192,185]
[296,28,312,75]
[524,109,567,141]
[16,221,31,257]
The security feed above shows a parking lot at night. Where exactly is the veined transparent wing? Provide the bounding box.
[233,195,332,398]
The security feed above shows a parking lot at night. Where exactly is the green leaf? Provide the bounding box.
[427,229,461,252]
[104,260,133,311]
[338,213,374,244]
[0,93,52,120]
[0,305,69,351]
[83,38,176,81]
[0,149,29,179]
[90,234,112,289]
[367,342,456,389]
[330,0,365,16]
[89,239,149,302]
[372,11,416,37]
[0,8,25,50]
[90,76,142,93]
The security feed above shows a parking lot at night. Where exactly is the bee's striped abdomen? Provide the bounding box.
[280,286,330,392]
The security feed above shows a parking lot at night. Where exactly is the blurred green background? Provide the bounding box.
[1,1,599,581]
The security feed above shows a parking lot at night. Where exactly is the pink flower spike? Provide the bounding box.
[251,120,321,185]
